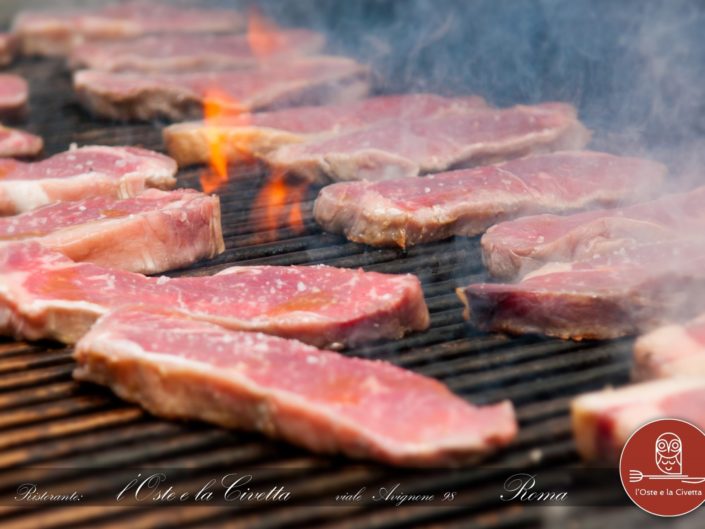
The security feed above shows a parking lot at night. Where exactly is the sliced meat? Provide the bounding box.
[571,378,705,462]
[69,30,325,72]
[458,241,705,340]
[12,2,245,57]
[0,189,223,274]
[0,242,429,347]
[633,315,705,380]
[269,102,591,183]
[0,145,176,215]
[314,151,665,248]
[164,94,488,166]
[0,125,43,158]
[74,56,371,121]
[0,33,17,66]
[74,305,516,466]
[483,186,705,280]
[0,74,29,120]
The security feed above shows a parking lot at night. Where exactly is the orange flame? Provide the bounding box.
[199,8,284,194]
[252,170,308,241]
[200,87,248,193]
[247,6,283,57]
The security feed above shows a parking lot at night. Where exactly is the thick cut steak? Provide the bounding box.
[0,145,176,215]
[269,103,590,183]
[571,378,705,462]
[69,30,325,72]
[12,2,245,57]
[0,74,29,120]
[163,94,488,166]
[74,306,516,466]
[0,126,42,159]
[0,189,223,274]
[483,186,705,280]
[458,242,705,340]
[0,33,17,66]
[634,315,705,380]
[314,151,665,248]
[0,242,429,347]
[74,57,371,121]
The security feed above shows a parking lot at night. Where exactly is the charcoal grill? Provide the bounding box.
[1,4,705,528]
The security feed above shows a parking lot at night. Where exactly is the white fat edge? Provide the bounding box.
[0,270,37,309]
[636,323,701,360]
[247,312,330,325]
[0,182,50,212]
[27,298,108,318]
[575,377,705,411]
[522,261,574,280]
[121,149,176,183]
[214,266,263,277]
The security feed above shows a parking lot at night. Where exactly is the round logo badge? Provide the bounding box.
[620,418,705,516]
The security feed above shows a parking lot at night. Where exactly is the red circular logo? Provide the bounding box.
[620,418,705,516]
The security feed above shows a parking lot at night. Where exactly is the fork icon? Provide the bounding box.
[629,470,705,484]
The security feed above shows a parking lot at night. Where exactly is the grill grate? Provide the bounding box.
[0,57,701,529]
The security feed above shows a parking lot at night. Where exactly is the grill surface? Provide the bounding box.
[0,57,702,529]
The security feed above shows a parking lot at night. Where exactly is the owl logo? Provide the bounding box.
[655,432,682,475]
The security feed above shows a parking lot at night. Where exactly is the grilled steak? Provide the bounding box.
[0,189,223,274]
[69,30,325,72]
[483,186,704,280]
[0,33,17,66]
[571,378,705,462]
[0,74,29,120]
[634,315,705,380]
[314,151,665,248]
[0,125,42,159]
[458,242,705,340]
[0,242,429,346]
[0,145,176,215]
[12,2,245,57]
[269,102,590,183]
[74,57,371,121]
[164,94,488,166]
[74,305,516,466]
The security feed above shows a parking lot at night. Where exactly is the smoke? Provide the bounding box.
[252,0,704,185]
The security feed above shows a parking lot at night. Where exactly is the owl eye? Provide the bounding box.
[670,440,681,451]
[657,440,668,450]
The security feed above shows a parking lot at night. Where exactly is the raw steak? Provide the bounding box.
[633,315,705,380]
[0,33,17,66]
[483,186,705,280]
[0,74,29,120]
[0,242,429,347]
[458,241,705,340]
[0,145,176,215]
[571,378,705,461]
[0,125,43,159]
[74,305,517,466]
[12,2,245,57]
[314,151,665,248]
[164,94,488,166]
[74,56,371,121]
[269,102,591,183]
[69,30,325,72]
[0,189,223,274]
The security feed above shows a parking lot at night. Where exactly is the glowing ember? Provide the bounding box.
[252,170,308,240]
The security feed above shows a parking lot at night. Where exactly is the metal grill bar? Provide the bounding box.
[0,56,690,529]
